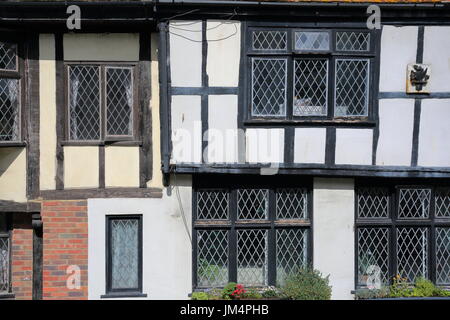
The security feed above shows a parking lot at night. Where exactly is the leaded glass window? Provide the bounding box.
[0,41,20,142]
[248,27,376,121]
[0,213,10,294]
[356,183,450,288]
[106,216,142,294]
[193,180,311,288]
[67,64,136,142]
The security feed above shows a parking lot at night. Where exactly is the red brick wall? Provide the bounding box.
[11,215,33,300]
[42,200,88,300]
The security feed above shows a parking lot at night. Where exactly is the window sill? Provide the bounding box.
[0,292,15,299]
[100,292,147,299]
[244,119,376,127]
[61,140,142,147]
[0,142,26,148]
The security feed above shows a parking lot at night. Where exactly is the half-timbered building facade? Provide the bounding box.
[0,0,449,300]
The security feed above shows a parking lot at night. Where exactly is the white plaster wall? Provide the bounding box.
[105,146,140,188]
[379,26,418,92]
[246,129,284,163]
[0,148,27,202]
[64,146,99,189]
[423,27,450,92]
[417,99,450,167]
[169,21,202,87]
[376,99,415,166]
[313,178,355,300]
[88,175,192,300]
[206,20,241,87]
[207,95,238,163]
[171,95,202,164]
[39,34,57,190]
[63,33,139,61]
[335,129,373,165]
[293,128,326,164]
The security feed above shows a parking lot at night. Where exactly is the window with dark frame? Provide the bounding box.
[194,181,312,289]
[0,213,11,294]
[247,27,376,121]
[67,64,136,142]
[0,40,21,142]
[105,215,143,296]
[356,184,450,289]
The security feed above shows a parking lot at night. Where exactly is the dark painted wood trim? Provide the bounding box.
[32,213,43,300]
[0,200,41,213]
[416,26,425,64]
[26,33,40,200]
[325,127,336,166]
[172,163,450,179]
[284,127,294,164]
[379,92,450,99]
[201,20,209,165]
[40,188,163,200]
[411,99,422,167]
[172,87,238,95]
[99,145,105,189]
[372,28,382,166]
[55,33,64,190]
[139,32,153,187]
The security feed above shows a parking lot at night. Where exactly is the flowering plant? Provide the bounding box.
[231,284,246,299]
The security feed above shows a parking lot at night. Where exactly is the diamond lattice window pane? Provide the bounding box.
[69,65,100,140]
[294,31,330,51]
[357,187,390,219]
[335,59,369,117]
[106,67,133,136]
[197,230,229,287]
[237,229,268,286]
[110,218,139,289]
[336,32,370,52]
[251,58,287,117]
[252,31,287,51]
[276,229,308,285]
[197,190,229,220]
[397,227,428,282]
[357,228,389,287]
[0,42,17,71]
[436,228,450,285]
[0,78,19,141]
[435,188,450,218]
[0,236,9,292]
[276,189,308,219]
[293,59,328,116]
[398,188,431,219]
[238,189,269,220]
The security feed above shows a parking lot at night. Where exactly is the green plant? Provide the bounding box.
[243,288,263,299]
[280,268,332,300]
[354,287,390,300]
[389,274,412,297]
[206,288,225,300]
[191,292,209,300]
[261,286,281,299]
[388,275,450,298]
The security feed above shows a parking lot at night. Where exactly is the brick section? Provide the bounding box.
[11,214,33,300]
[42,200,88,300]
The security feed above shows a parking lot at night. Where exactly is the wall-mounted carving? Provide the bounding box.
[407,63,431,93]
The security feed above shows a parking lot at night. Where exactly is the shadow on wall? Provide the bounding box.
[0,147,23,178]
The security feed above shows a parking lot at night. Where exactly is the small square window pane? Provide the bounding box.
[435,188,450,218]
[251,58,287,117]
[238,189,269,220]
[336,31,370,52]
[237,229,268,286]
[0,42,17,71]
[357,187,390,219]
[276,188,308,219]
[335,59,369,117]
[293,59,328,116]
[106,67,133,136]
[110,218,139,290]
[294,31,329,51]
[0,235,9,292]
[0,78,20,141]
[69,65,100,140]
[398,188,431,219]
[197,190,229,220]
[252,30,287,51]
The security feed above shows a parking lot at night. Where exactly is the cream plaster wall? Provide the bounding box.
[105,146,140,188]
[0,148,27,202]
[64,146,99,189]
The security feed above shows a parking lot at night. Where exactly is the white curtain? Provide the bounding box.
[70,77,79,140]
[6,79,19,141]
[125,71,133,136]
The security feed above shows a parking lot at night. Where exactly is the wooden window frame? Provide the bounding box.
[355,179,450,290]
[0,213,12,296]
[63,62,139,145]
[192,175,313,290]
[102,214,146,298]
[244,24,380,126]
